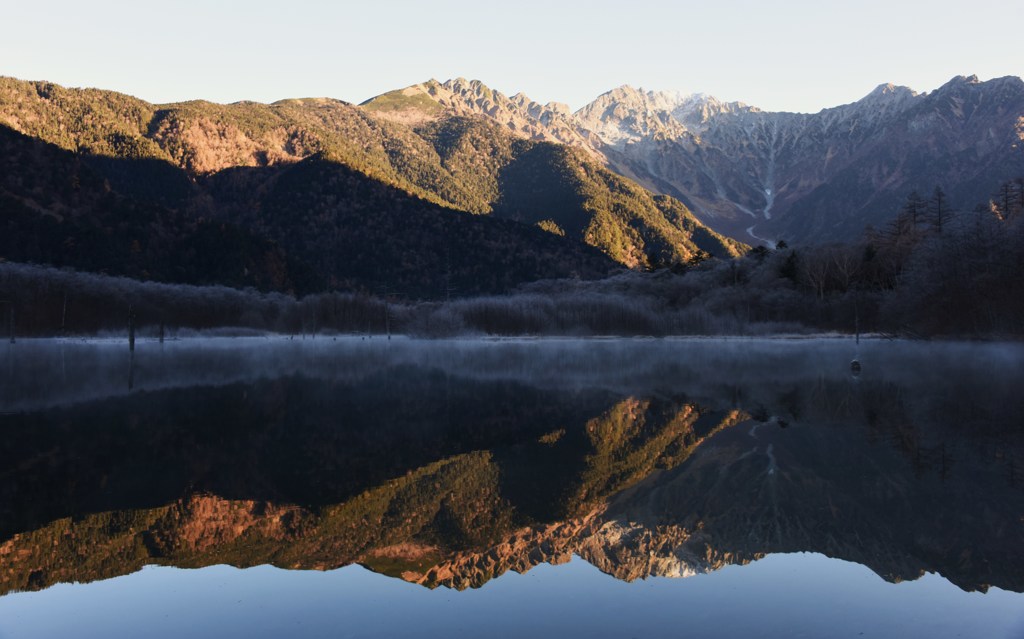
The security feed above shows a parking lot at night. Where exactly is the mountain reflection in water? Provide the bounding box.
[0,337,1022,599]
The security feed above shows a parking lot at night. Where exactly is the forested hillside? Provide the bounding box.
[0,76,740,291]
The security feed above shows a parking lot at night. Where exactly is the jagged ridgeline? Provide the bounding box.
[0,76,741,297]
[362,79,745,265]
[360,75,1024,246]
[0,364,747,594]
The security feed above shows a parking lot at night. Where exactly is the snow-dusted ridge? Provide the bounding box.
[362,74,1024,245]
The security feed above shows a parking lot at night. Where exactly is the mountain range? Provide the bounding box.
[1,73,1021,297]
[0,76,742,296]
[364,74,1024,244]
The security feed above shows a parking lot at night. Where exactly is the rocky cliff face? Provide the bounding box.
[405,512,758,590]
[590,75,1024,245]
[362,78,603,157]
[370,75,1024,245]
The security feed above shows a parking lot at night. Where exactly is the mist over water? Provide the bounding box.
[4,336,1021,411]
[1,337,1022,638]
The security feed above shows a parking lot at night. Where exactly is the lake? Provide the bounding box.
[1,337,1022,638]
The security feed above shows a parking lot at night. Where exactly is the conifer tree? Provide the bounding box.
[929,186,951,233]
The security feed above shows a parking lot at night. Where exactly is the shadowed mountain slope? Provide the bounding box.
[0,76,741,281]
[364,75,1024,245]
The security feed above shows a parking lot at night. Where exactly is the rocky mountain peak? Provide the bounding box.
[669,93,754,128]
[574,86,686,148]
[863,82,918,102]
[934,74,982,94]
[842,82,921,122]
[443,77,493,97]
[361,73,1023,245]
[604,84,648,101]
[931,74,1024,102]
[544,101,572,117]
[583,85,682,112]
[566,73,1024,244]
[573,85,758,146]
[360,78,606,160]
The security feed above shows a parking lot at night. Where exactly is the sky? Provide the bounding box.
[2,0,1020,113]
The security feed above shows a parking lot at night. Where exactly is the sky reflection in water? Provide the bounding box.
[2,554,1023,639]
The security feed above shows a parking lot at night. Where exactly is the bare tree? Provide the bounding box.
[801,248,831,300]
[829,245,862,292]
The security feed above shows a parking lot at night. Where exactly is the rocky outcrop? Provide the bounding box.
[364,75,1024,245]
[406,514,758,590]
[362,78,604,159]
[577,75,1024,244]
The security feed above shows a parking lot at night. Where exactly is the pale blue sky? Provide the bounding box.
[2,0,1020,113]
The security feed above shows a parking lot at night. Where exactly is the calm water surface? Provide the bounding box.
[1,337,1022,638]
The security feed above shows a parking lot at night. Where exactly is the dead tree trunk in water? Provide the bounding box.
[383,285,391,340]
[128,305,136,352]
[61,292,68,336]
[855,298,860,345]
[8,306,14,344]
[159,321,165,344]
